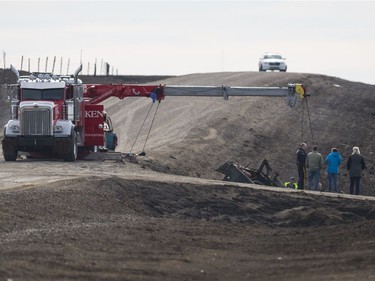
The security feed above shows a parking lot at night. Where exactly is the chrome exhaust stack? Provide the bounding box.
[10,64,20,79]
[74,64,83,85]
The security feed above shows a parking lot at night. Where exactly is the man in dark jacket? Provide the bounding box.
[347,146,366,195]
[296,142,307,190]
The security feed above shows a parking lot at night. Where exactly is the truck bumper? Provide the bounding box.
[3,136,73,159]
[17,136,56,151]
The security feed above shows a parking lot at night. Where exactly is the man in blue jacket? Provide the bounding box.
[325,147,342,192]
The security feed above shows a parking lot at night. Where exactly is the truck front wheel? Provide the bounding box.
[64,129,77,162]
[2,138,18,161]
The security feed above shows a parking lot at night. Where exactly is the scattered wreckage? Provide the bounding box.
[216,159,283,187]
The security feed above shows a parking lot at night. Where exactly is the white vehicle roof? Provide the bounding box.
[262,53,284,59]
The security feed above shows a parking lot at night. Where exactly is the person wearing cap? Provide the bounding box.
[325,147,343,193]
[306,145,324,191]
[284,177,298,189]
[296,142,308,190]
[347,146,366,195]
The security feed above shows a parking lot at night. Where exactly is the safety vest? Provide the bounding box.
[284,182,298,189]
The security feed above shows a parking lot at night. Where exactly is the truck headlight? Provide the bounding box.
[54,125,63,133]
[10,124,20,133]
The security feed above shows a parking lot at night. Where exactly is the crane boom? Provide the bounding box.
[84,83,305,107]
[164,85,288,97]
[163,84,304,107]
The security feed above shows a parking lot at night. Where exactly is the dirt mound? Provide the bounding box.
[1,68,374,194]
[1,69,375,280]
[99,71,375,195]
[3,176,374,228]
[1,70,374,195]
[1,175,375,280]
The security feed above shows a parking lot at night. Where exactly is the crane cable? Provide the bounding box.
[129,101,160,156]
[301,95,315,145]
[129,102,154,153]
[301,98,304,142]
[140,101,160,155]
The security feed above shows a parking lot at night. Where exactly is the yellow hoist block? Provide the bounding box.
[295,84,305,99]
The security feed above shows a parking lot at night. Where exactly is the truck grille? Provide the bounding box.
[21,108,52,135]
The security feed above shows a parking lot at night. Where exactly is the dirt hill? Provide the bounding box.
[0,69,375,280]
[100,71,375,196]
[1,69,374,195]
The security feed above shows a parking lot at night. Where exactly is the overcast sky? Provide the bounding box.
[1,1,374,85]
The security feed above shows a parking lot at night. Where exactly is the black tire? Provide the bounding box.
[64,129,77,162]
[3,148,17,161]
[2,137,18,161]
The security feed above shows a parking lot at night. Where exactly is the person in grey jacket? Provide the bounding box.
[306,145,324,191]
[347,146,366,195]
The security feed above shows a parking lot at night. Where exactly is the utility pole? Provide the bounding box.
[45,57,48,72]
[52,56,56,74]
[3,50,6,69]
[60,57,63,75]
[66,58,70,75]
[94,58,97,76]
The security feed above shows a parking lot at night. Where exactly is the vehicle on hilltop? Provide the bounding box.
[259,53,287,72]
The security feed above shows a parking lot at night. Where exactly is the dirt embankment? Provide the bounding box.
[100,71,375,196]
[0,161,374,281]
[1,69,374,196]
[0,69,374,280]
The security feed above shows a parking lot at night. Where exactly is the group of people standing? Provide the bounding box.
[295,143,366,195]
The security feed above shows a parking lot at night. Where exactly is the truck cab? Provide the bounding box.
[2,71,81,161]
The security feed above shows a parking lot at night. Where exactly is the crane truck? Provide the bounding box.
[2,65,306,162]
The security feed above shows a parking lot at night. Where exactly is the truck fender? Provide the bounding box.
[54,120,75,137]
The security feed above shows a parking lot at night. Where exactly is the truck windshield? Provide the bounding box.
[22,88,65,101]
